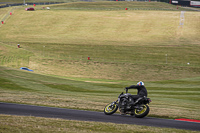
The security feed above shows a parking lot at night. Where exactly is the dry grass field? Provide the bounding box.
[0,4,200,81]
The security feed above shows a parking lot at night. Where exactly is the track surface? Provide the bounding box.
[0,102,200,131]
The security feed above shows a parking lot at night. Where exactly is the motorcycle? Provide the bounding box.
[104,89,151,118]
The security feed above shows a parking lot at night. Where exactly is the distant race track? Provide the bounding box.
[0,102,199,131]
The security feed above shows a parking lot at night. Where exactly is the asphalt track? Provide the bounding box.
[0,102,200,131]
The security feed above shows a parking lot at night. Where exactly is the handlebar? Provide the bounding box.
[124,88,128,93]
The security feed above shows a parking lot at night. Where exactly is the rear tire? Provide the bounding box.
[135,104,149,118]
[104,102,118,115]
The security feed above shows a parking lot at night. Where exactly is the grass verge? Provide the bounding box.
[0,115,199,133]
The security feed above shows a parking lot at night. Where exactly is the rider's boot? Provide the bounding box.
[130,110,135,116]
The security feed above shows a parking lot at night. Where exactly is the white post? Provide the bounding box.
[43,46,45,57]
[165,54,168,64]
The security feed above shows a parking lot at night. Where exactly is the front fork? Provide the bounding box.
[110,99,118,108]
[106,101,117,111]
[111,100,118,106]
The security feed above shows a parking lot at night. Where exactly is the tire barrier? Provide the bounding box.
[0,2,63,9]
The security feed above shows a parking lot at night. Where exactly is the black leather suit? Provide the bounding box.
[126,85,148,102]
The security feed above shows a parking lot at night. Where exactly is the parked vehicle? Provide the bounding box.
[104,89,151,118]
[25,7,35,11]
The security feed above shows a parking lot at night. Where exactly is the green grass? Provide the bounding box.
[1,115,199,133]
[0,66,199,120]
[0,2,200,132]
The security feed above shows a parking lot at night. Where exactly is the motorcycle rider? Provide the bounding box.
[125,81,148,106]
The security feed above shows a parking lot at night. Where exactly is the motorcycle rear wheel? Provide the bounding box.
[104,102,118,115]
[135,104,149,118]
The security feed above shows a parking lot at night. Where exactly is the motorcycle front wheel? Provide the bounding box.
[135,104,150,118]
[104,102,118,115]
